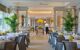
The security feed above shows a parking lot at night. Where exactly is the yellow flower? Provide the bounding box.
[37,18,44,23]
[69,35,74,42]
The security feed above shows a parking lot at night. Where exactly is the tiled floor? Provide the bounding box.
[27,32,54,50]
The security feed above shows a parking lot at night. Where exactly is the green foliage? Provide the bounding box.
[4,14,18,32]
[63,11,74,33]
[31,26,34,30]
[38,26,43,29]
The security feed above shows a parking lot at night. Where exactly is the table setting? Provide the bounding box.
[63,34,80,49]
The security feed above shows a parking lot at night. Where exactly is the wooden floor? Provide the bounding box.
[27,32,54,50]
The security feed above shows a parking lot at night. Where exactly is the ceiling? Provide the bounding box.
[0,0,79,18]
[0,0,79,8]
[0,0,80,9]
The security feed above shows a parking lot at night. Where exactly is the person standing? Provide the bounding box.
[35,25,38,35]
[45,22,49,34]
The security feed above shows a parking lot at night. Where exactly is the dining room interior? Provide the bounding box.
[0,0,80,50]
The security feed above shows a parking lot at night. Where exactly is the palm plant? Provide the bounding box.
[4,14,18,32]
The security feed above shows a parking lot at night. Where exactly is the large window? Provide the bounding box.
[0,11,3,31]
[0,11,10,32]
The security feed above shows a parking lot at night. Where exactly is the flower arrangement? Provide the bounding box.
[37,18,44,23]
[68,35,74,42]
[0,32,7,35]
[38,26,43,29]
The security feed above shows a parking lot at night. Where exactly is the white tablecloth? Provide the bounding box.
[64,35,69,39]
[73,40,80,48]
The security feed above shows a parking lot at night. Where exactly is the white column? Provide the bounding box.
[24,7,28,27]
[27,16,30,26]
[54,10,57,31]
[78,8,80,33]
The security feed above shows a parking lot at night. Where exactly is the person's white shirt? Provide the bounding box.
[45,23,49,27]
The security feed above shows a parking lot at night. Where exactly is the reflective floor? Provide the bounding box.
[27,32,54,50]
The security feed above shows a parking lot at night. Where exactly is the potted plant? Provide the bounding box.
[30,26,34,31]
[63,10,74,33]
[4,14,18,32]
[63,10,75,41]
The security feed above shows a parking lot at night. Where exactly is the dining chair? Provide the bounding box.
[57,35,65,42]
[25,33,30,47]
[52,32,58,37]
[63,41,77,50]
[0,40,17,50]
[17,35,26,50]
[55,42,65,50]
[52,35,65,48]
[5,41,17,50]
[51,36,57,48]
[0,43,5,50]
[48,32,52,43]
[19,32,30,48]
[52,35,69,49]
[49,32,58,44]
